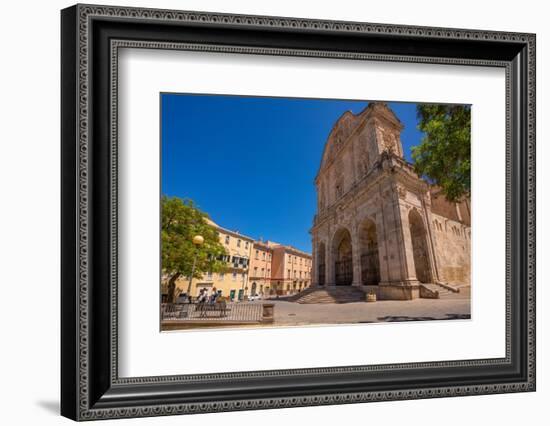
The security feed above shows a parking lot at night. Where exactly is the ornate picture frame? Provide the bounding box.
[61,4,535,421]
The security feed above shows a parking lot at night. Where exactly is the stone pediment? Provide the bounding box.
[318,110,358,172]
[317,102,403,179]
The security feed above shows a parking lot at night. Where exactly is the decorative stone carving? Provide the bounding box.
[383,132,397,153]
[396,185,407,199]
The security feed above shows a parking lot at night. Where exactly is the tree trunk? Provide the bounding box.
[167,272,181,303]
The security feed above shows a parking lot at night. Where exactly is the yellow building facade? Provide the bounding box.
[171,219,312,301]
[248,241,273,297]
[174,220,253,301]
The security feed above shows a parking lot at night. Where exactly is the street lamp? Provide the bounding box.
[187,235,204,296]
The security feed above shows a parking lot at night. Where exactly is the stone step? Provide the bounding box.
[290,286,366,304]
[420,283,457,299]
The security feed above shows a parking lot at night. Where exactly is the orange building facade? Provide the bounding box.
[268,243,312,295]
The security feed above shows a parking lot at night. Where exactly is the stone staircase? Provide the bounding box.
[420,283,457,299]
[286,286,366,304]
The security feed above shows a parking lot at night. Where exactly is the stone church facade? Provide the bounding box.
[310,102,471,300]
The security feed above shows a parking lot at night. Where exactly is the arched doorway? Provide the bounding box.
[250,282,257,297]
[409,210,431,283]
[359,219,380,285]
[318,242,326,285]
[332,228,353,285]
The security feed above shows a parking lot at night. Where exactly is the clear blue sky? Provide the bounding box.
[161,94,424,253]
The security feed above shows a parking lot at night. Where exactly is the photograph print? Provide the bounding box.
[160,94,471,331]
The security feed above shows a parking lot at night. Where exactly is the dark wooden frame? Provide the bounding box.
[61,4,536,421]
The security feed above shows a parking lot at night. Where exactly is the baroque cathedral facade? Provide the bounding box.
[310,102,471,300]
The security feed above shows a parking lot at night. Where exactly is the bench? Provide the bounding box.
[195,300,228,318]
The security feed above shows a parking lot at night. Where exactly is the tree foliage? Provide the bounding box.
[161,196,227,301]
[411,104,471,202]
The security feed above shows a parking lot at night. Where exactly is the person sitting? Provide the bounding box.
[209,289,218,305]
[197,288,209,317]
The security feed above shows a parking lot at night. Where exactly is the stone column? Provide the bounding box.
[376,193,422,300]
[326,232,335,286]
[421,196,441,283]
[397,202,418,282]
[375,211,390,284]
[383,188,417,284]
[311,239,318,286]
[352,226,362,287]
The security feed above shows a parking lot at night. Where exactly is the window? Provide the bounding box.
[267,268,270,276]
[219,273,225,281]
[232,256,248,268]
[262,252,266,260]
[245,241,249,249]
[232,272,237,281]
[287,269,291,278]
[237,239,241,247]
[294,270,297,278]
[261,268,264,276]
[255,250,259,259]
[207,271,212,280]
[254,267,258,276]
[336,182,343,198]
[225,235,230,245]
[242,273,246,282]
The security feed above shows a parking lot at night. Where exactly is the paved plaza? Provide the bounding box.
[162,288,470,330]
[267,289,470,326]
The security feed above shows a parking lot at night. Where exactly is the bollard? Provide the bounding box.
[366,293,377,302]
[261,303,275,323]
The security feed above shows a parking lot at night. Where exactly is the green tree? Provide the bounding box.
[411,104,471,202]
[162,196,227,302]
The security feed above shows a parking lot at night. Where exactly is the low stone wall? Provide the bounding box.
[419,285,439,299]
[378,283,420,300]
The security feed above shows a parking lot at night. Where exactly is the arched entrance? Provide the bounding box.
[359,219,380,285]
[332,228,353,286]
[317,242,326,285]
[250,282,257,297]
[409,210,431,283]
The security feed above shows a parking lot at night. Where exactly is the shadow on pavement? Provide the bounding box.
[377,313,471,322]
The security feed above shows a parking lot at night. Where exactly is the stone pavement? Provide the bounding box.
[163,289,471,330]
[266,288,470,326]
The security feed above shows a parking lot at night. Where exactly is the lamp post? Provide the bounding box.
[187,235,204,296]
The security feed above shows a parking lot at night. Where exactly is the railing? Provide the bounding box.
[360,253,380,285]
[335,260,353,285]
[318,264,325,285]
[161,302,270,323]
